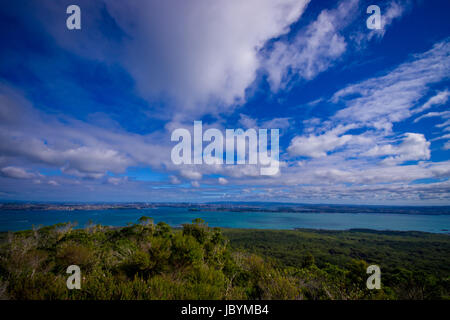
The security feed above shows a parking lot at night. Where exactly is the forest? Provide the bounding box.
[0,218,448,300]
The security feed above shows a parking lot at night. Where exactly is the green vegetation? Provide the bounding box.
[0,219,448,300]
[223,228,450,299]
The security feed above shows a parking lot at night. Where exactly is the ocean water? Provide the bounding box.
[0,207,449,233]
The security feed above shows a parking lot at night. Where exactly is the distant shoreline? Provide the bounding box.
[1,202,450,215]
[1,226,448,236]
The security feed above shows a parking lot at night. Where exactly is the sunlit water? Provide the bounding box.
[1,207,449,233]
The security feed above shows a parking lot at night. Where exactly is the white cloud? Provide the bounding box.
[48,180,59,186]
[238,114,292,130]
[261,117,292,130]
[107,177,128,186]
[444,142,450,150]
[169,175,181,185]
[364,133,430,164]
[287,124,358,158]
[430,161,450,177]
[105,0,310,117]
[413,90,449,114]
[35,0,311,118]
[180,170,202,180]
[218,177,228,185]
[414,110,450,123]
[0,84,170,178]
[36,0,410,121]
[191,181,200,188]
[432,134,450,142]
[0,166,35,179]
[436,119,450,128]
[238,114,258,129]
[332,40,450,128]
[288,132,352,158]
[264,0,358,91]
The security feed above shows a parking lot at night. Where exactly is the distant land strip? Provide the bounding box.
[1,202,450,215]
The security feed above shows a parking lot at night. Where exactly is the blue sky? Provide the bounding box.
[0,0,449,204]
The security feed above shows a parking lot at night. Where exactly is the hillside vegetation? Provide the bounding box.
[0,218,448,300]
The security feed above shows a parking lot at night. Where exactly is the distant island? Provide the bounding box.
[1,202,450,215]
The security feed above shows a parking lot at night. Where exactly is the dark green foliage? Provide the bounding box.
[0,221,448,300]
[223,228,450,300]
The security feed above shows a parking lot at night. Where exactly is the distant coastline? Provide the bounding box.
[1,202,450,215]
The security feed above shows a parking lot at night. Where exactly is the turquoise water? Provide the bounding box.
[0,207,449,233]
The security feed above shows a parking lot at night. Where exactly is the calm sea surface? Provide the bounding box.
[0,207,449,233]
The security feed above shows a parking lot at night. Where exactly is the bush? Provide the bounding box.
[0,221,447,300]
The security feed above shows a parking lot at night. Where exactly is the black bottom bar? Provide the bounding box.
[1,300,448,319]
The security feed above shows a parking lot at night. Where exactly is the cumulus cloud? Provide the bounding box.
[117,0,310,115]
[0,166,36,179]
[218,177,228,185]
[37,0,310,118]
[0,84,170,179]
[288,125,356,158]
[364,133,430,164]
[180,170,202,181]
